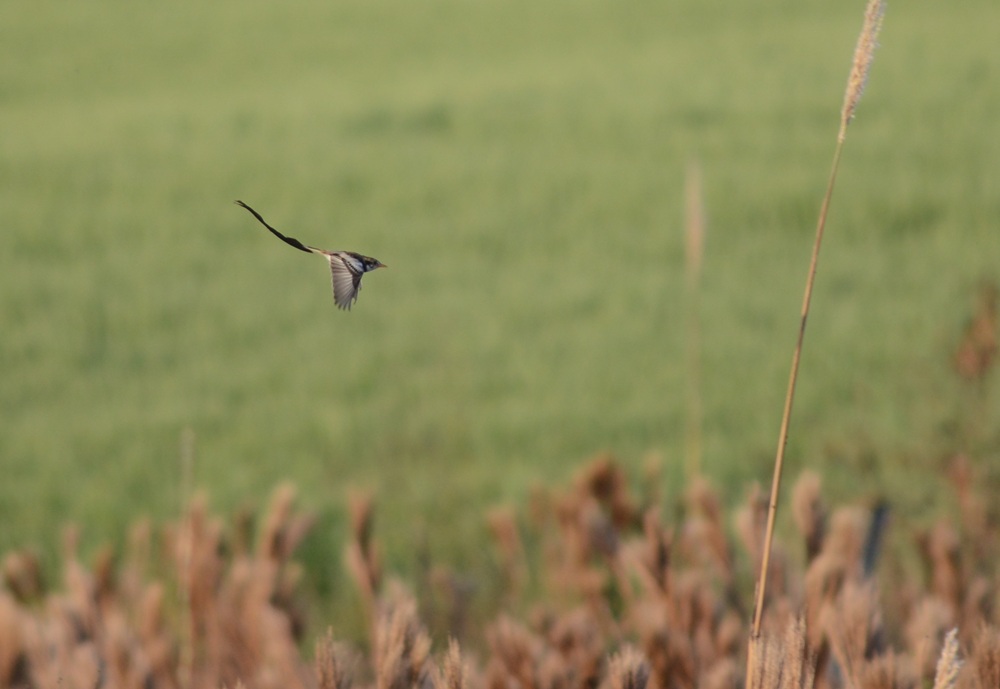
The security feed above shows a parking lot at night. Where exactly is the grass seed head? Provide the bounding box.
[605,646,650,689]
[932,628,963,689]
[841,0,886,134]
[967,625,1000,689]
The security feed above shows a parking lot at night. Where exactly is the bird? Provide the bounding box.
[235,200,386,311]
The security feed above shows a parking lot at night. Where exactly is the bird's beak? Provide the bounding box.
[379,263,388,269]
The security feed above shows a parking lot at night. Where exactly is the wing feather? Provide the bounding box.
[329,255,362,310]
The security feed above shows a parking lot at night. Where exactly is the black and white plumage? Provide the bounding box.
[236,200,386,311]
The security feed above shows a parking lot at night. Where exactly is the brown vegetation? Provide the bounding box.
[1,452,999,689]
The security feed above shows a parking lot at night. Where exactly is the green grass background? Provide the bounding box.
[2,0,999,621]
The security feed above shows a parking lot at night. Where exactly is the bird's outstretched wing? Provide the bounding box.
[235,200,316,254]
[328,254,364,310]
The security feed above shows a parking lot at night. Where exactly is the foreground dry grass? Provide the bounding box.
[2,451,999,689]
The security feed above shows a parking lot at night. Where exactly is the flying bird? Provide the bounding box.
[236,200,386,311]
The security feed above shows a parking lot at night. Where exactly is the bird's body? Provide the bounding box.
[235,200,386,310]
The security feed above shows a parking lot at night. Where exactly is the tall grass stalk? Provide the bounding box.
[684,159,706,479]
[179,427,196,689]
[747,0,885,664]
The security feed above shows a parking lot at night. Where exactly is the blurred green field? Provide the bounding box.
[2,0,999,613]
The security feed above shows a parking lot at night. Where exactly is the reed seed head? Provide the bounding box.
[684,159,705,288]
[841,0,886,135]
[932,628,963,689]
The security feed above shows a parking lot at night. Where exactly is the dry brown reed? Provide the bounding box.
[683,158,706,480]
[747,617,815,689]
[1,445,999,689]
[961,625,1000,689]
[487,508,528,605]
[905,597,955,682]
[8,484,317,689]
[435,639,471,689]
[751,0,886,656]
[954,282,998,382]
[373,587,433,689]
[932,629,962,689]
[316,627,355,689]
[822,581,886,687]
[604,646,650,689]
[346,491,383,626]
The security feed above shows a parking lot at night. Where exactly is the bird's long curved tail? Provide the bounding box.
[235,200,315,254]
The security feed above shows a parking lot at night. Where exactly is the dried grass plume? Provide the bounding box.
[932,628,962,689]
[840,0,886,138]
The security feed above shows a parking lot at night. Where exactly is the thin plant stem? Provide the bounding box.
[179,427,196,689]
[684,160,705,479]
[746,3,884,666]
[751,138,845,639]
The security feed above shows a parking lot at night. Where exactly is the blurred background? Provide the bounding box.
[2,0,998,622]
